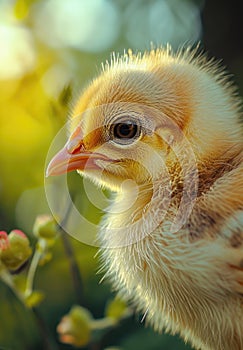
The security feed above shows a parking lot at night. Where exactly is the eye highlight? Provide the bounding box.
[110,119,141,145]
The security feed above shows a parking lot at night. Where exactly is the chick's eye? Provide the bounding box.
[114,122,138,139]
[110,120,141,145]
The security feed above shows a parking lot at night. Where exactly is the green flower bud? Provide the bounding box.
[0,230,32,271]
[57,305,93,347]
[25,290,45,308]
[33,215,57,240]
[105,298,131,322]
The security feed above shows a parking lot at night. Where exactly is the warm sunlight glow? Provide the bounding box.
[0,24,36,79]
[32,0,120,52]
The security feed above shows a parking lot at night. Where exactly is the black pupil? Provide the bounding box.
[114,122,138,139]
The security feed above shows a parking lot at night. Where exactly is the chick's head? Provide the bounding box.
[46,49,241,192]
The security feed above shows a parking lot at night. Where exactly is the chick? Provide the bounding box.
[47,48,243,350]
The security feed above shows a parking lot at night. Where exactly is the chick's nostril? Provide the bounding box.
[67,141,85,155]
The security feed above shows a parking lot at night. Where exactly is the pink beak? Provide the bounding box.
[46,126,111,177]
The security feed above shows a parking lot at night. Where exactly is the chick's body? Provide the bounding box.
[48,48,243,350]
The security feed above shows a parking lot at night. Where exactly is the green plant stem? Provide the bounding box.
[90,318,116,330]
[24,240,60,350]
[25,240,45,297]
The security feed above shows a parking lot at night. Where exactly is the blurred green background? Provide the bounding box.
[0,0,242,349]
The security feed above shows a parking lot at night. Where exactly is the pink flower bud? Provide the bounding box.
[10,229,27,239]
[0,229,32,271]
[0,231,9,251]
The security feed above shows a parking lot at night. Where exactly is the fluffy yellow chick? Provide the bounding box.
[47,48,243,350]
